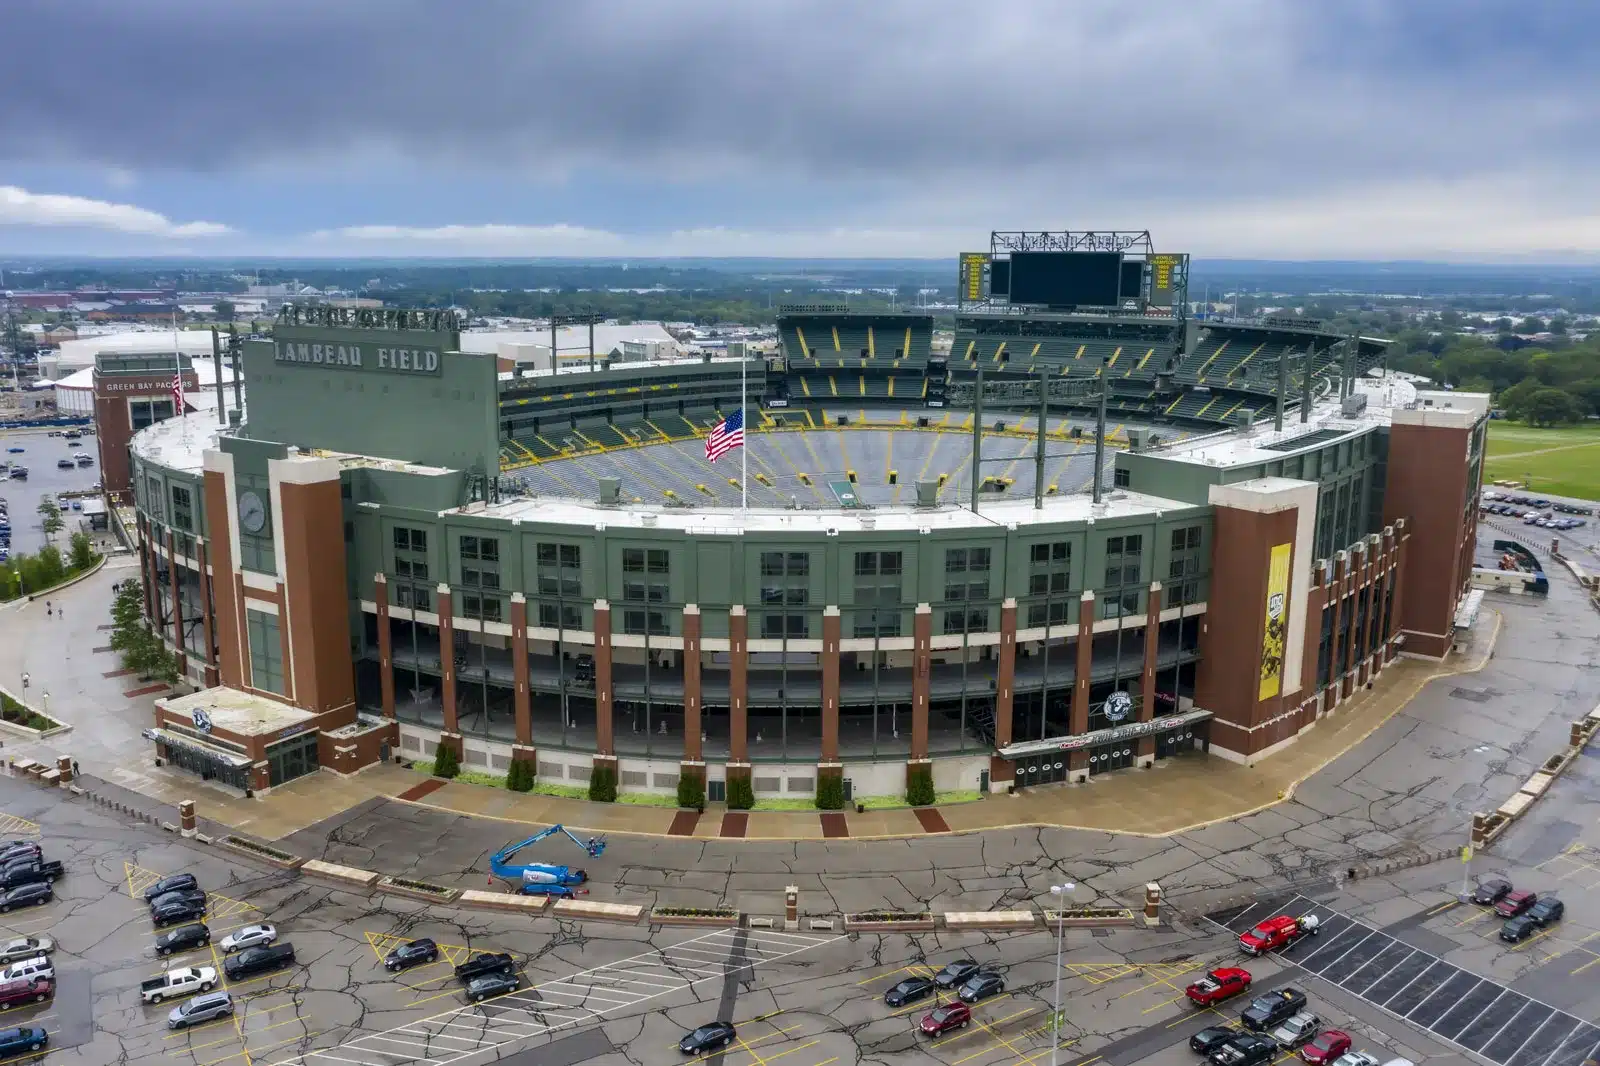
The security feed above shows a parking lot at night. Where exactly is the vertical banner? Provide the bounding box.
[1258,542,1292,700]
[959,252,990,303]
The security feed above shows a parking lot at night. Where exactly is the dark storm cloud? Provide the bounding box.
[1,0,1596,200]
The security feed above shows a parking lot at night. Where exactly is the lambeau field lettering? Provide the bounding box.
[273,342,441,375]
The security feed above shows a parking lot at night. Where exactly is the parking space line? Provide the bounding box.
[856,964,933,986]
[0,815,40,837]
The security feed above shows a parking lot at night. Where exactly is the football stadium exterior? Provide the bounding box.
[125,278,1488,802]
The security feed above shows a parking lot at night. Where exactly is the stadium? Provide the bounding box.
[121,230,1489,802]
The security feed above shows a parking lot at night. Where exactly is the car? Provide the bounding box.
[55,459,73,470]
[3,449,20,455]
[1191,1026,1241,1055]
[143,874,199,902]
[0,884,50,913]
[678,1021,737,1054]
[957,972,1005,1004]
[0,1026,46,1054]
[0,977,52,1012]
[219,924,277,954]
[1330,1052,1381,1066]
[0,959,52,985]
[1302,1031,1353,1064]
[152,897,207,927]
[0,845,40,865]
[884,975,936,1007]
[1525,896,1564,925]
[932,958,982,988]
[70,500,81,510]
[1270,1011,1322,1049]
[8,469,23,481]
[0,939,51,966]
[466,970,519,1002]
[384,938,439,972]
[149,889,207,913]
[1240,987,1307,1031]
[1499,915,1540,943]
[223,943,295,981]
[454,952,516,983]
[167,992,233,1030]
[1211,1034,1280,1066]
[1238,914,1318,955]
[919,1001,972,1035]
[1494,890,1537,918]
[155,923,211,957]
[1186,968,1253,1006]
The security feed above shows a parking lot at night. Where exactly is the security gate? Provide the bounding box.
[1088,743,1134,775]
[1015,752,1068,785]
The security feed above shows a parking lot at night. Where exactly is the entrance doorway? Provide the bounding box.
[1014,751,1067,785]
[1088,744,1134,775]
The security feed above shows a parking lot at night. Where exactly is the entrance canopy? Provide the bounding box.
[998,708,1212,760]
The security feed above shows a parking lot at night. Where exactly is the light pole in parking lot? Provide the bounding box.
[1049,881,1075,1066]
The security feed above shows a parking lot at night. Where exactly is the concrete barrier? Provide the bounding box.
[301,860,380,889]
[376,876,460,904]
[551,899,644,924]
[1519,772,1555,798]
[944,910,1036,931]
[457,889,550,914]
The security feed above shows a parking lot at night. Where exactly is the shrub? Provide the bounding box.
[906,763,935,807]
[725,774,754,811]
[506,758,536,792]
[432,743,460,779]
[676,773,705,810]
[815,772,845,810]
[69,531,97,573]
[589,762,617,803]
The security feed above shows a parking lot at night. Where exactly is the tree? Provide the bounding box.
[506,757,535,792]
[213,300,235,322]
[68,530,96,573]
[432,743,460,779]
[906,764,936,807]
[676,772,705,810]
[814,772,844,811]
[109,581,145,651]
[725,774,754,811]
[1523,387,1584,426]
[36,500,62,540]
[588,762,617,803]
[1519,316,1547,334]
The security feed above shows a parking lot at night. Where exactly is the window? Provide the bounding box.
[853,551,903,636]
[1167,527,1204,607]
[395,585,431,612]
[460,535,499,562]
[1103,534,1142,588]
[1100,591,1141,619]
[1027,601,1071,627]
[1028,541,1071,598]
[246,609,284,695]
[394,527,427,553]
[761,614,809,639]
[623,609,669,635]
[536,542,582,599]
[945,547,991,574]
[460,594,502,623]
[623,547,670,573]
[624,579,668,603]
[1113,467,1131,488]
[394,558,429,581]
[1170,526,1201,552]
[854,551,902,577]
[170,485,193,531]
[944,608,988,634]
[146,476,164,521]
[944,547,990,604]
[461,567,500,590]
[539,603,583,629]
[761,551,810,577]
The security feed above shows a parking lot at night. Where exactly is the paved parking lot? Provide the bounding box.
[0,427,101,556]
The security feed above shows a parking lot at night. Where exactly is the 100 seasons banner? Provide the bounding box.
[1258,543,1292,700]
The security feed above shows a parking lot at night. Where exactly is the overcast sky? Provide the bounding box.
[1,0,1596,260]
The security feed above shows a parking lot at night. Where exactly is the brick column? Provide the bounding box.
[375,574,395,718]
[728,607,748,770]
[1369,541,1392,680]
[510,593,533,756]
[142,529,161,636]
[820,606,841,762]
[166,528,187,676]
[910,604,932,761]
[1326,554,1345,708]
[1355,546,1373,687]
[681,605,703,788]
[990,598,1017,790]
[593,600,615,758]
[1338,554,1356,700]
[1068,591,1095,779]
[196,537,218,687]
[1137,581,1161,766]
[436,584,462,756]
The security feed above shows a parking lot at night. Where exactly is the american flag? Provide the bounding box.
[705,408,744,462]
[170,373,184,413]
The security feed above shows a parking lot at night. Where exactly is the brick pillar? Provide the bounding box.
[1338,554,1356,700]
[593,600,614,757]
[197,537,218,687]
[1137,581,1161,766]
[166,528,187,677]
[990,598,1017,790]
[510,593,532,753]
[375,574,395,718]
[436,584,462,755]
[728,607,748,770]
[143,529,161,636]
[179,799,196,833]
[681,606,703,788]
[55,756,72,785]
[910,604,932,761]
[1369,543,1391,680]
[820,607,841,763]
[1068,591,1095,779]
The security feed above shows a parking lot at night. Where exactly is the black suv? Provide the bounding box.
[1190,1027,1240,1055]
[153,896,208,927]
[1211,1034,1278,1066]
[454,953,515,983]
[0,884,50,913]
[385,939,440,972]
[224,943,296,981]
[155,923,211,957]
[884,975,936,1007]
[143,874,199,902]
[933,959,981,989]
[1240,988,1307,1031]
[149,889,207,913]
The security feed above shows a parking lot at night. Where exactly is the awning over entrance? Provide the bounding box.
[142,728,252,769]
[998,708,1213,760]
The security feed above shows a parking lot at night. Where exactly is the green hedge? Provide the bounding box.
[433,744,460,779]
[589,763,617,803]
[0,692,57,732]
[815,773,845,810]
[726,775,754,810]
[507,758,536,792]
[906,763,935,807]
[676,773,705,810]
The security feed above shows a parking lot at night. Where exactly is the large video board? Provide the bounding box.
[1007,251,1123,308]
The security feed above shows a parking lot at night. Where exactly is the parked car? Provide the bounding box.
[142,873,198,902]
[1330,1052,1381,1066]
[1191,1027,1243,1055]
[0,978,52,1012]
[0,884,51,913]
[155,923,211,957]
[957,972,1005,1004]
[1302,1031,1353,1064]
[678,1021,737,1054]
[1494,890,1537,918]
[223,943,295,981]
[466,971,519,1002]
[1524,897,1564,925]
[384,938,439,972]
[884,975,936,1007]
[0,861,63,889]
[152,897,207,927]
[1186,968,1252,1006]
[1238,914,1318,955]
[919,1001,972,1035]
[933,959,982,989]
[1241,988,1307,1031]
[0,939,51,966]
[1270,1011,1322,1049]
[167,992,233,1030]
[1211,1034,1280,1066]
[1471,879,1513,905]
[54,459,73,470]
[148,888,206,913]
[0,1026,47,1054]
[140,967,217,1004]
[454,952,516,983]
[219,924,277,954]
[0,845,40,865]
[0,958,52,985]
[3,449,20,455]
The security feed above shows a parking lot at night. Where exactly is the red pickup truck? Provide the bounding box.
[1238,914,1320,955]
[1186,967,1253,1006]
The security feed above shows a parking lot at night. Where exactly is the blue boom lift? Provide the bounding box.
[488,825,606,897]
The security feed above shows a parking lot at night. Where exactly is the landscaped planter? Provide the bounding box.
[1041,907,1137,928]
[221,836,304,870]
[0,690,69,740]
[843,911,937,933]
[377,876,460,904]
[650,906,740,927]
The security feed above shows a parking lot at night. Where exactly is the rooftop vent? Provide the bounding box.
[596,477,621,505]
[915,481,939,507]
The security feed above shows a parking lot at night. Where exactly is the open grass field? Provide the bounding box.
[1483,420,1600,501]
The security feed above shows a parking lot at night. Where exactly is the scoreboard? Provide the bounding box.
[960,234,1187,313]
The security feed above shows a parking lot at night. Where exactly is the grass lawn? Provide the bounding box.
[1483,421,1600,501]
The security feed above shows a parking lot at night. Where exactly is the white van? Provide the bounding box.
[0,957,53,983]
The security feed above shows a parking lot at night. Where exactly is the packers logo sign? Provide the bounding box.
[1259,543,1292,701]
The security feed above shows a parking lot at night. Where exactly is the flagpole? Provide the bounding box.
[741,352,748,514]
